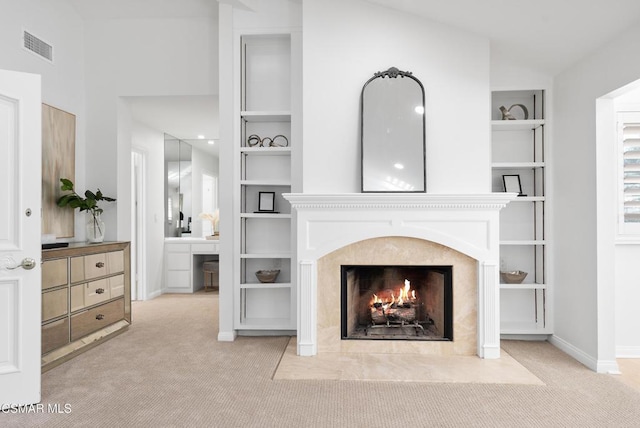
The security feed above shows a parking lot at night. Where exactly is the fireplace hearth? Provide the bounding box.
[342,265,453,341]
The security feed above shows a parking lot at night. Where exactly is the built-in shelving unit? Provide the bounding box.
[235,34,296,332]
[491,89,552,336]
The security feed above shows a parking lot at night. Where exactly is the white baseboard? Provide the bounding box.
[549,335,597,371]
[549,335,620,373]
[617,346,640,358]
[598,360,621,374]
[146,289,162,300]
[217,331,237,342]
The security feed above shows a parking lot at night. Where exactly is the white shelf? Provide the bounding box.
[238,317,294,330]
[240,282,292,289]
[500,283,547,290]
[491,119,545,130]
[240,147,291,155]
[240,179,291,186]
[241,111,291,122]
[240,213,291,219]
[500,240,546,246]
[492,162,545,169]
[240,253,291,259]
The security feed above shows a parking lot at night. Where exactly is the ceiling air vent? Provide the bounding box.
[23,30,53,63]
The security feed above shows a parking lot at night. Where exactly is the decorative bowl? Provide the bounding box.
[500,270,528,284]
[255,269,280,283]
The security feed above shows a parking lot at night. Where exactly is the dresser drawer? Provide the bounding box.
[42,258,68,291]
[192,243,218,253]
[165,243,190,253]
[109,274,125,298]
[107,250,124,274]
[42,288,68,322]
[71,298,124,341]
[71,253,107,283]
[70,284,84,312]
[71,278,112,311]
[42,318,69,354]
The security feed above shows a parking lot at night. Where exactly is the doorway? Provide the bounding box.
[131,148,146,300]
[596,79,640,360]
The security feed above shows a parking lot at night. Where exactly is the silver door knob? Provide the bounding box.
[7,258,36,270]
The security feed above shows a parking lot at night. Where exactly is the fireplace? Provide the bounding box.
[341,265,453,341]
[283,193,513,358]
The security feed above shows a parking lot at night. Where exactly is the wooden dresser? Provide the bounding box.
[41,241,131,372]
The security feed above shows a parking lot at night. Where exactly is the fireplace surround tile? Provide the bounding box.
[318,237,477,355]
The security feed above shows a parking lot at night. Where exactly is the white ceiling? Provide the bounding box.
[70,0,640,75]
[69,0,219,19]
[71,0,640,151]
[366,0,640,75]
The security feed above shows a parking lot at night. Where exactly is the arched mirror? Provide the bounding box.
[361,67,426,192]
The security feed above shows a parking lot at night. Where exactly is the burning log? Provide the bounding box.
[391,305,417,323]
[370,279,418,324]
[370,303,417,324]
[371,304,386,324]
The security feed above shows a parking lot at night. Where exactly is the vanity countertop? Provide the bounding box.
[164,237,219,244]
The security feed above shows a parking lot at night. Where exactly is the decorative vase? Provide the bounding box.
[86,212,105,243]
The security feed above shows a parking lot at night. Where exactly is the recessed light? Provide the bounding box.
[414,106,424,115]
[197,135,205,139]
[394,163,404,170]
[208,140,215,145]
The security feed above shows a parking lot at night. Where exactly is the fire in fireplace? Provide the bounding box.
[341,265,453,341]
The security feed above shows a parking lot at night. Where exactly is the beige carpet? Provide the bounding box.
[4,293,640,428]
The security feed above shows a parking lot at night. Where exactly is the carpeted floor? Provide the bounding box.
[3,293,640,427]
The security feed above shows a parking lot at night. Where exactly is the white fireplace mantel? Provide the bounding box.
[283,193,515,359]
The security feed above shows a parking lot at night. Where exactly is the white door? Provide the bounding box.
[0,69,42,406]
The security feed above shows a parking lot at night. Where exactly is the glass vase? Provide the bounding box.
[86,212,105,243]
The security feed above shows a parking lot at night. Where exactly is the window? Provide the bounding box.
[618,111,640,234]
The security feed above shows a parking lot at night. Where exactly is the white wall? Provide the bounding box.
[82,16,218,242]
[0,0,87,239]
[130,119,166,299]
[302,0,490,193]
[553,23,640,372]
[0,0,84,115]
[490,51,553,91]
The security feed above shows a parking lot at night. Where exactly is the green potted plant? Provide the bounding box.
[56,178,116,243]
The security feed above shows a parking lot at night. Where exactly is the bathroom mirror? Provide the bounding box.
[165,134,193,237]
[361,67,426,192]
[164,133,220,238]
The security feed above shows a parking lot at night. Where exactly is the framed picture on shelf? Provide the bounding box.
[502,174,524,196]
[257,191,276,212]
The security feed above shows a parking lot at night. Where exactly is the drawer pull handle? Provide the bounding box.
[96,288,105,294]
[96,262,105,268]
[96,314,105,320]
